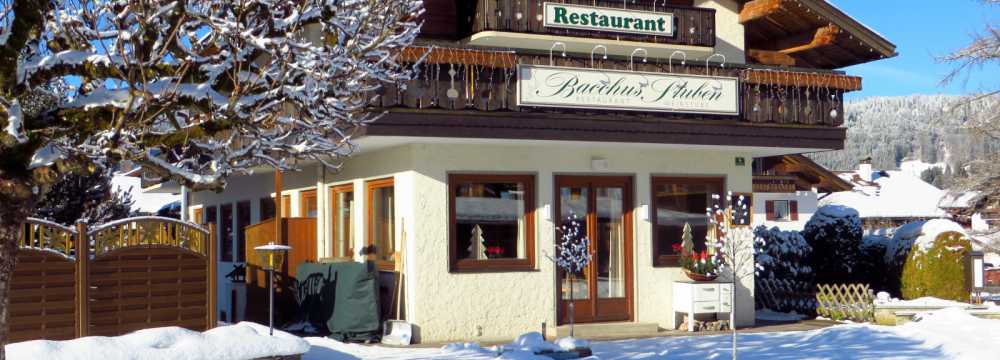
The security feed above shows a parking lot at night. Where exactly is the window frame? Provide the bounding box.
[650,176,726,267]
[329,183,355,259]
[366,177,396,271]
[300,189,318,218]
[448,173,536,273]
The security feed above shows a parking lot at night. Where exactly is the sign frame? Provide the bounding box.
[542,2,676,37]
[516,64,741,116]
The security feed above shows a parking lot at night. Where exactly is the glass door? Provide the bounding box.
[556,176,633,324]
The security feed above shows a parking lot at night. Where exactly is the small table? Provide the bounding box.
[672,280,733,332]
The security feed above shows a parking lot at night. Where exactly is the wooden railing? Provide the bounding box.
[379,52,849,127]
[12,217,217,342]
[472,0,716,48]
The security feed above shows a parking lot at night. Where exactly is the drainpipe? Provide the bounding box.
[180,186,189,221]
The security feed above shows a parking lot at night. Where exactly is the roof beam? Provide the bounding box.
[739,0,789,24]
[747,49,796,67]
[779,24,842,55]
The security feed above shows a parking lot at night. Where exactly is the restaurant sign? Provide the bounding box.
[517,65,740,116]
[543,2,675,37]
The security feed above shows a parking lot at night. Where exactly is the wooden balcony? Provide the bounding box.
[471,0,716,48]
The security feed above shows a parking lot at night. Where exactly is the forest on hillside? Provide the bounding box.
[807,94,1000,188]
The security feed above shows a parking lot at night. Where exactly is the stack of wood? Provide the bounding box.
[678,315,731,332]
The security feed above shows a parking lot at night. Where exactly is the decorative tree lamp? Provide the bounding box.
[254,243,291,336]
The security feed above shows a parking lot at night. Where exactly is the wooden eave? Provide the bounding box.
[755,154,853,192]
[740,0,897,69]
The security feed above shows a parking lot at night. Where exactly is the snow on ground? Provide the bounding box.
[111,175,179,213]
[876,296,972,308]
[6,322,308,360]
[303,308,1000,360]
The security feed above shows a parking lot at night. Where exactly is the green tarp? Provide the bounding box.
[294,261,381,342]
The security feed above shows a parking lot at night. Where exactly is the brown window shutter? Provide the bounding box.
[765,201,776,221]
[790,201,799,221]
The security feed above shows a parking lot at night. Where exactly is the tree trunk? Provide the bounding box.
[0,204,29,360]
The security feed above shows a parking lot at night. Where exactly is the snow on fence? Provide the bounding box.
[11,217,217,343]
[816,283,875,322]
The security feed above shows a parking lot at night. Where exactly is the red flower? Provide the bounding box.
[700,251,708,261]
[486,246,504,255]
[671,243,684,254]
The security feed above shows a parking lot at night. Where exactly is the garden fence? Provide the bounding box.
[815,283,875,322]
[11,217,217,342]
[756,278,817,315]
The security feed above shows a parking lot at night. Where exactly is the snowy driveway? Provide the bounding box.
[303,308,1000,360]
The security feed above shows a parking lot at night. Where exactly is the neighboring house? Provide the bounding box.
[822,158,948,230]
[940,191,1000,233]
[751,155,853,231]
[112,173,179,215]
[152,0,896,343]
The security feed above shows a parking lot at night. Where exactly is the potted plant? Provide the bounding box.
[674,222,718,281]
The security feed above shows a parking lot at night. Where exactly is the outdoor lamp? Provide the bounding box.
[255,242,291,335]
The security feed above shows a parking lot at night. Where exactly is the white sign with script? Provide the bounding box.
[517,65,740,116]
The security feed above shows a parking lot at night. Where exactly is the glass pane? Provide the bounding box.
[260,197,275,221]
[455,181,527,260]
[559,186,589,300]
[334,191,354,257]
[220,204,234,262]
[372,186,394,262]
[774,201,790,221]
[236,201,251,263]
[653,180,721,257]
[303,192,318,218]
[597,187,625,299]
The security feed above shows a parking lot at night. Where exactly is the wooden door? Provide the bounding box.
[555,176,633,324]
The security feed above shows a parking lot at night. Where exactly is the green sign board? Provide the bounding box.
[543,2,675,37]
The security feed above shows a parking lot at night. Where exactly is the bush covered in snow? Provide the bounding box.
[754,226,815,314]
[880,220,969,297]
[901,231,973,301]
[802,205,863,284]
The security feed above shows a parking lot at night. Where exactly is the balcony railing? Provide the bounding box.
[385,48,858,127]
[472,0,716,48]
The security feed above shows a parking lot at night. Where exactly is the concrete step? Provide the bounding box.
[553,321,659,340]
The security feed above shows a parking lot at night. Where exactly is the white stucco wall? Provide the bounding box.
[697,0,747,64]
[188,140,758,343]
[751,191,820,231]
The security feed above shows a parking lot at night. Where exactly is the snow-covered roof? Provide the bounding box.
[821,170,947,219]
[111,175,180,214]
[939,191,980,209]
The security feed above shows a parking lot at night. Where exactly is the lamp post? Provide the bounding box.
[255,242,291,335]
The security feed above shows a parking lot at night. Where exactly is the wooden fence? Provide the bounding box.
[11,217,217,342]
[815,283,875,323]
[243,218,316,325]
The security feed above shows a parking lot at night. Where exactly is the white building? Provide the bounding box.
[157,0,896,343]
[751,155,853,231]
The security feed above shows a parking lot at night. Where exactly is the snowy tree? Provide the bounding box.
[802,205,863,285]
[34,168,134,225]
[753,225,814,314]
[937,0,1000,217]
[709,193,762,360]
[548,214,592,339]
[0,0,423,355]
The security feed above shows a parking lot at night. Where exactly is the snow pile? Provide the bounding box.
[305,308,1000,359]
[303,333,585,360]
[876,295,972,308]
[6,322,309,360]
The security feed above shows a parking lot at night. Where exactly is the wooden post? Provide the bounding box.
[74,221,89,338]
[207,223,218,329]
[275,168,283,245]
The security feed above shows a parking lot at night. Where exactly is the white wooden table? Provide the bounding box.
[672,280,733,332]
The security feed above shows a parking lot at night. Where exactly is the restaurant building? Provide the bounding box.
[173,0,896,343]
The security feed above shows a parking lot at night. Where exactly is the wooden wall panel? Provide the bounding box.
[9,250,77,343]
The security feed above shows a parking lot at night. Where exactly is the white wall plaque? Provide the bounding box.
[543,2,675,37]
[517,65,740,116]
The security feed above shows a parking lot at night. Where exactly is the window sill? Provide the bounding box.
[450,259,536,273]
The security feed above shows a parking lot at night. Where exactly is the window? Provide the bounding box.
[766,200,798,221]
[193,208,204,225]
[449,174,535,272]
[330,184,354,258]
[366,178,395,270]
[220,204,234,262]
[651,177,724,267]
[300,189,318,218]
[260,195,291,221]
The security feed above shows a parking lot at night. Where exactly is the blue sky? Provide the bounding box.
[832,0,999,99]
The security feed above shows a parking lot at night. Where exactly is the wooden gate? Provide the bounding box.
[11,217,217,342]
